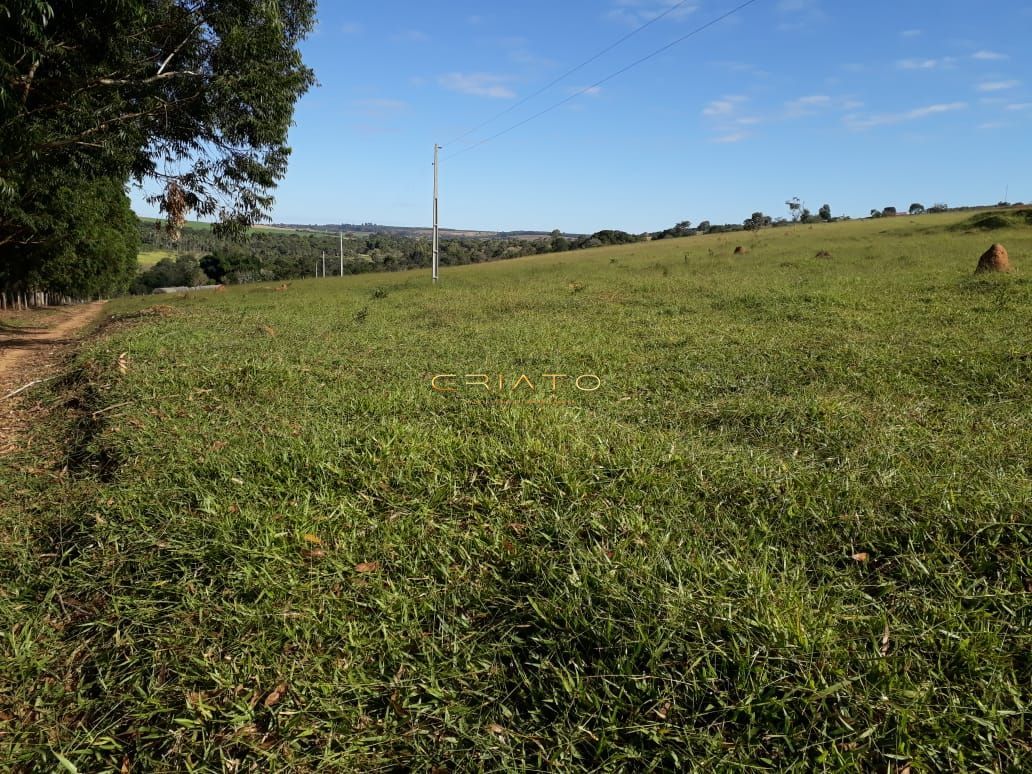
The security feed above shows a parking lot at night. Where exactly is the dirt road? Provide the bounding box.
[0,301,107,452]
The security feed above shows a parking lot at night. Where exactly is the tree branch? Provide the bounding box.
[156,21,204,76]
[21,59,40,105]
[97,70,200,86]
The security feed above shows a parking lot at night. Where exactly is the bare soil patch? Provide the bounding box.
[0,301,106,454]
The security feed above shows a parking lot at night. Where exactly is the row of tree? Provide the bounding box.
[870,203,949,218]
[132,221,670,292]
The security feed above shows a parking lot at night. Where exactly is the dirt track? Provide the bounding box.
[0,301,107,452]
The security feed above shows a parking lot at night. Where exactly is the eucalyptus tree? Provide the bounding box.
[1,0,316,297]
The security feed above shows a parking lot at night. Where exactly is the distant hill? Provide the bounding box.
[138,216,586,241]
[270,222,586,241]
[137,216,310,236]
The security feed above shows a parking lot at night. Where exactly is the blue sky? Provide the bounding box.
[132,1,1032,233]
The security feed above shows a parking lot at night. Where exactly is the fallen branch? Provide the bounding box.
[1,375,57,401]
[91,401,132,417]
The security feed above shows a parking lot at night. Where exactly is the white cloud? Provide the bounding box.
[712,131,750,144]
[393,30,429,43]
[972,50,1008,61]
[353,98,408,117]
[438,73,516,99]
[702,95,747,117]
[978,122,1008,130]
[775,0,826,31]
[777,0,818,11]
[606,0,698,27]
[794,95,832,106]
[710,60,771,79]
[508,48,556,68]
[978,80,1020,92]
[845,102,968,130]
[1006,102,1032,111]
[783,94,832,118]
[901,29,923,38]
[782,94,865,120]
[896,102,968,119]
[897,57,956,70]
[341,22,363,35]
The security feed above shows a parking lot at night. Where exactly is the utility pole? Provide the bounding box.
[339,230,344,277]
[321,250,326,278]
[432,144,440,284]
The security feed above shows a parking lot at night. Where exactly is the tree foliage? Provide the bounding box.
[132,253,209,295]
[1,0,316,297]
[785,197,802,222]
[0,174,138,298]
[744,211,772,231]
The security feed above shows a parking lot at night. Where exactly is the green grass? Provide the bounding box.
[1,211,1029,770]
[0,306,63,330]
[138,216,314,235]
[951,208,1032,232]
[137,248,176,267]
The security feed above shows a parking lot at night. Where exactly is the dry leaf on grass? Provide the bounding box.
[355,561,381,573]
[388,689,408,717]
[851,552,869,562]
[880,622,891,657]
[263,682,288,707]
[117,352,130,373]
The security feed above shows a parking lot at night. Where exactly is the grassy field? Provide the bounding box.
[1,210,1029,770]
[137,249,177,268]
[138,216,315,236]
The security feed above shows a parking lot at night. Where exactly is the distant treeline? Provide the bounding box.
[272,223,586,240]
[134,213,774,292]
[133,221,698,292]
[130,199,1023,294]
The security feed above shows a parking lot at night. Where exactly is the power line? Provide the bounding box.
[445,0,763,162]
[442,0,697,148]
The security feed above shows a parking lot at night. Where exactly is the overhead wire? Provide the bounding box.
[441,0,698,148]
[444,0,763,162]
